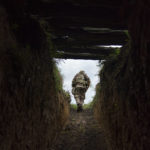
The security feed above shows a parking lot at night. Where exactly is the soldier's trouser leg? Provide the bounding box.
[79,95,85,111]
[74,95,85,104]
[74,95,81,112]
[80,95,85,105]
[74,94,85,112]
[74,95,80,105]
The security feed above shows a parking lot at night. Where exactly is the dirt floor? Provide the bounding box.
[51,108,108,150]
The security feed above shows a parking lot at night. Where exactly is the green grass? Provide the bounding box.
[70,101,94,110]
[53,62,63,92]
[70,104,77,109]
[53,62,72,104]
[83,102,94,109]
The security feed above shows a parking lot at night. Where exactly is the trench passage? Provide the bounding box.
[51,108,108,150]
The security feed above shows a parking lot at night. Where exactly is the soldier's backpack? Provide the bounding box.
[75,74,86,88]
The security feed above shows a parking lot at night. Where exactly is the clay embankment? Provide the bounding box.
[0,6,69,150]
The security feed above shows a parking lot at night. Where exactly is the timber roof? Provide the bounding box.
[31,0,128,59]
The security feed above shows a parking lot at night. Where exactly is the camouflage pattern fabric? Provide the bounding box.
[72,71,90,107]
[74,88,85,105]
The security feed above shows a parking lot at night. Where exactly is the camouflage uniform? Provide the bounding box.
[72,71,90,111]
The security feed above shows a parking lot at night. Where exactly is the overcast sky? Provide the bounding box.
[56,59,102,104]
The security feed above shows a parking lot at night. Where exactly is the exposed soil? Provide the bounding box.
[51,108,108,150]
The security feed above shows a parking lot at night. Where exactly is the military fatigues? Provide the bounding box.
[72,71,90,111]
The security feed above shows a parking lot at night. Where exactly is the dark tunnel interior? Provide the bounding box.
[0,0,150,150]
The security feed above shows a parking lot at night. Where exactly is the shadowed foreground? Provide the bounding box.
[51,108,108,150]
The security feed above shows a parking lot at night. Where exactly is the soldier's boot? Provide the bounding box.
[80,104,83,112]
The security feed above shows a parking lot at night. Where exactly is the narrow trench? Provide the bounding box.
[52,108,108,150]
[0,1,150,150]
[52,59,107,150]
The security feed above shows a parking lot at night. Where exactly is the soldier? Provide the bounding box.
[72,71,90,112]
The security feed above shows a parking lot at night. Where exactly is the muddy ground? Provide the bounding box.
[51,108,108,150]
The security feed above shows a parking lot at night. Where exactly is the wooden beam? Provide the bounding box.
[57,47,119,55]
[51,29,127,47]
[51,27,127,36]
[53,30,126,42]
[51,27,127,38]
[30,2,127,29]
[47,16,126,30]
[54,52,107,60]
[52,35,126,46]
[30,1,121,18]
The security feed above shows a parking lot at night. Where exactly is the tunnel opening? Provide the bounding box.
[0,0,150,150]
[55,58,100,105]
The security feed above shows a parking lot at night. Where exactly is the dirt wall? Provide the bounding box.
[94,1,150,150]
[0,6,69,150]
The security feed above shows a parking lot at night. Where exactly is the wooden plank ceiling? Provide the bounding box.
[31,0,128,60]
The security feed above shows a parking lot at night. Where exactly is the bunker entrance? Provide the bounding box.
[1,1,149,150]
[49,1,127,107]
[55,59,100,105]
